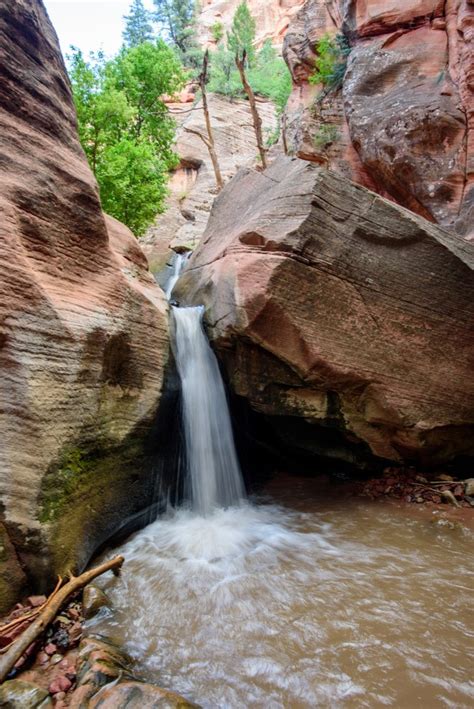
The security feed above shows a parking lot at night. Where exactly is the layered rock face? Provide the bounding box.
[283,0,474,239]
[176,156,474,468]
[142,94,275,272]
[0,1,170,609]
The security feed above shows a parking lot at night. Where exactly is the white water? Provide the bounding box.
[172,305,246,515]
[165,252,189,300]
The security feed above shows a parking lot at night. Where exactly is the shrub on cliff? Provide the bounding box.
[309,32,350,92]
[68,41,185,235]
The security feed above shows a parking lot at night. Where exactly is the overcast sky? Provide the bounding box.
[43,0,155,58]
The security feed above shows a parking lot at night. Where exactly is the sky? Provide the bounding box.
[43,0,155,59]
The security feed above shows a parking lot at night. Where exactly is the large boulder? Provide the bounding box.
[282,0,474,239]
[176,156,474,468]
[0,0,171,609]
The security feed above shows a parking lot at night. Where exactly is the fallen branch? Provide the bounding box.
[0,555,124,684]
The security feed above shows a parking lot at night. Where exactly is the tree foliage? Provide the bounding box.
[227,0,256,66]
[152,0,202,68]
[122,0,154,47]
[68,42,185,235]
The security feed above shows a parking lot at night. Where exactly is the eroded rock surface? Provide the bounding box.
[176,156,474,467]
[283,0,474,238]
[0,0,170,608]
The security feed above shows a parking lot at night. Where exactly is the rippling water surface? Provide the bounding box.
[92,477,474,708]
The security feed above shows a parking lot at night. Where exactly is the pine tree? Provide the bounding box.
[123,0,154,47]
[228,0,256,67]
[152,0,195,55]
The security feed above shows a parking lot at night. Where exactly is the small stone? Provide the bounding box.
[453,485,464,498]
[53,692,66,701]
[48,676,72,694]
[464,478,474,496]
[82,585,110,619]
[437,474,454,482]
[27,595,47,608]
[416,497,424,503]
[67,607,80,621]
[45,643,56,655]
[405,495,412,502]
[38,651,49,665]
[50,653,63,664]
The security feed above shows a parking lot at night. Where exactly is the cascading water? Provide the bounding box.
[165,252,189,300]
[172,306,245,515]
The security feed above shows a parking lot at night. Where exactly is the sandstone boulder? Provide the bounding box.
[0,0,171,609]
[176,156,474,467]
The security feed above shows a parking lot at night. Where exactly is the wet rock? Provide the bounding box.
[177,156,474,468]
[0,680,52,708]
[83,585,111,619]
[70,635,198,708]
[87,680,199,708]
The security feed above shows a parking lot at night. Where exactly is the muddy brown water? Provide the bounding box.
[91,475,474,708]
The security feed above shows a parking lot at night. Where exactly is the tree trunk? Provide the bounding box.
[235,51,267,169]
[199,51,223,191]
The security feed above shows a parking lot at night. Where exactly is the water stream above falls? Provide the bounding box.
[91,263,473,707]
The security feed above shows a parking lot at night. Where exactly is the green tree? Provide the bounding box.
[111,40,184,166]
[208,40,291,113]
[228,0,256,66]
[68,42,185,235]
[123,0,154,47]
[96,139,168,234]
[248,40,291,113]
[210,21,224,44]
[152,0,202,68]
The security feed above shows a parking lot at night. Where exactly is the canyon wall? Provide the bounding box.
[0,0,171,610]
[283,0,474,239]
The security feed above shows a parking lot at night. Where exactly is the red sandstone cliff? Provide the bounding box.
[283,0,474,239]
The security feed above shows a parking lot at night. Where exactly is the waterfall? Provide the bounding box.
[172,305,246,515]
[165,252,189,301]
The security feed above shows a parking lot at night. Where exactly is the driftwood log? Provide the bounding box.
[0,555,124,683]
